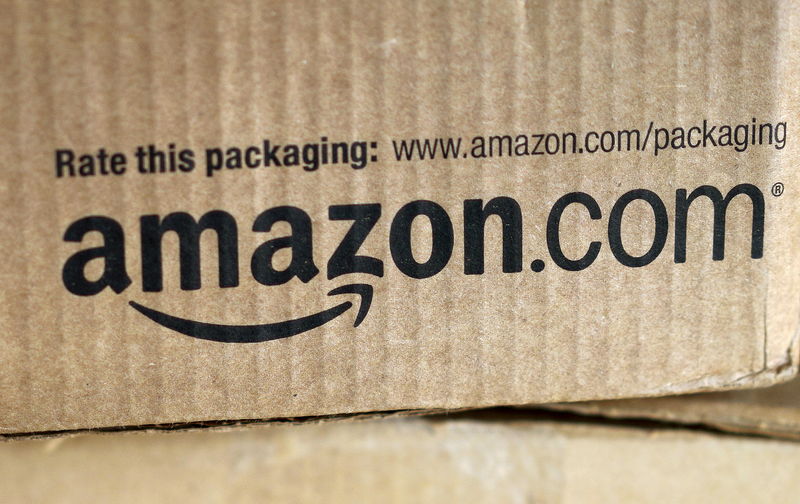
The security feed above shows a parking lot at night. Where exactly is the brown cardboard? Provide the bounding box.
[2,0,800,434]
[4,415,800,503]
[545,376,800,440]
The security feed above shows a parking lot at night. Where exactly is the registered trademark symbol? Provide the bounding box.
[772,182,784,197]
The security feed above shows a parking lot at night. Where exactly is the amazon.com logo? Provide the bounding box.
[61,184,766,343]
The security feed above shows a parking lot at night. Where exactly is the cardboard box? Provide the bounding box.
[2,0,800,434]
[4,415,800,503]
[545,376,800,440]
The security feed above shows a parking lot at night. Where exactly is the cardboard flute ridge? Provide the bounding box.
[1,0,800,434]
[5,415,800,503]
[543,375,800,440]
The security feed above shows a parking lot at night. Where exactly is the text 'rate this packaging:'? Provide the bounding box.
[1,0,799,434]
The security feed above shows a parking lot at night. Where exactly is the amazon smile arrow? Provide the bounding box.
[128,283,373,344]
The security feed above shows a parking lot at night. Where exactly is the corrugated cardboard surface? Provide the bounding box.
[4,415,800,503]
[2,0,800,434]
[546,376,800,439]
